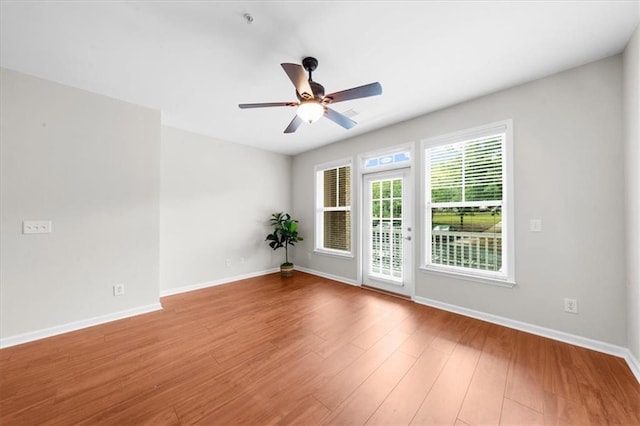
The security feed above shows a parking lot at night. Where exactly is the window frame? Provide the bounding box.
[314,158,354,258]
[420,120,515,287]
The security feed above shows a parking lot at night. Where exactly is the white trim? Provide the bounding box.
[5,268,635,385]
[355,153,364,287]
[414,295,639,383]
[625,351,640,384]
[420,266,516,288]
[357,142,416,292]
[359,142,415,174]
[0,303,163,349]
[314,157,353,173]
[362,167,415,298]
[314,159,354,256]
[359,142,415,165]
[421,120,511,148]
[420,119,515,284]
[313,248,354,259]
[294,265,360,286]
[160,268,279,297]
[290,268,637,384]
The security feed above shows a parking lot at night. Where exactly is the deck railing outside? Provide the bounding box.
[370,228,502,275]
[432,230,502,271]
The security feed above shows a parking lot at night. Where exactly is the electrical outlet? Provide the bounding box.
[564,298,578,313]
[113,284,125,296]
[225,259,232,268]
[23,220,52,234]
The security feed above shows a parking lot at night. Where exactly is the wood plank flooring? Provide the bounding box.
[1,272,639,425]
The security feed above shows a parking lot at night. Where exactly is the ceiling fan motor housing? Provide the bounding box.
[239,56,381,133]
[296,57,324,100]
[302,57,318,72]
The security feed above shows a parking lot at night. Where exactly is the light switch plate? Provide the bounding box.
[23,221,52,234]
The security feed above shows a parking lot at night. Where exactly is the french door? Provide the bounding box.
[363,168,413,297]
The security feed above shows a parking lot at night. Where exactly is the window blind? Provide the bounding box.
[322,166,351,251]
[430,136,503,204]
[427,134,504,273]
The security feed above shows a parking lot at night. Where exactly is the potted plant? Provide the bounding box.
[266,212,303,277]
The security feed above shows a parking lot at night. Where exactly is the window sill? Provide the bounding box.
[419,266,516,288]
[313,248,355,260]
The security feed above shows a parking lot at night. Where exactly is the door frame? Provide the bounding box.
[356,143,415,299]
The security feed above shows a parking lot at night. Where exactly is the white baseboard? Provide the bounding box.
[414,295,640,384]
[294,266,360,286]
[625,350,640,384]
[0,268,279,350]
[160,268,279,297]
[291,267,639,384]
[3,268,638,385]
[0,303,162,349]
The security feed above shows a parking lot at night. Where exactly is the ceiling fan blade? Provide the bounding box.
[281,63,314,100]
[239,102,296,109]
[325,107,357,130]
[324,82,382,104]
[284,115,303,133]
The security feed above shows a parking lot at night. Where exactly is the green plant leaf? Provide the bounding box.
[266,212,303,260]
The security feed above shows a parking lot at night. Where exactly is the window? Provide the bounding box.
[423,121,514,284]
[364,151,411,169]
[316,161,352,255]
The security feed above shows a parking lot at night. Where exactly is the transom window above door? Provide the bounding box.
[363,151,411,170]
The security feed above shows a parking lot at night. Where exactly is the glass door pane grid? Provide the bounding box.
[370,178,403,281]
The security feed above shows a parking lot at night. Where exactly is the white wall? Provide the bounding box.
[293,55,626,346]
[624,24,640,362]
[1,68,161,341]
[0,49,633,355]
[160,126,291,293]
[0,69,292,344]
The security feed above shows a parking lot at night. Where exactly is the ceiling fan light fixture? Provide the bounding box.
[238,57,381,133]
[296,101,324,124]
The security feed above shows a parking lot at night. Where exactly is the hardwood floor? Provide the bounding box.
[1,272,639,425]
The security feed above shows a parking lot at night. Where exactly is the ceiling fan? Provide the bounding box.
[238,57,382,133]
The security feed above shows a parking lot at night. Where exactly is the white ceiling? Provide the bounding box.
[1,1,638,156]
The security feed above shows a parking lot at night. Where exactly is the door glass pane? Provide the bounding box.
[393,179,402,197]
[369,178,403,282]
[371,219,381,273]
[382,181,391,198]
[393,200,402,217]
[372,181,380,198]
[372,200,381,218]
[382,200,391,218]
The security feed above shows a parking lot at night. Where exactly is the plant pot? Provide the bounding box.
[280,264,294,277]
